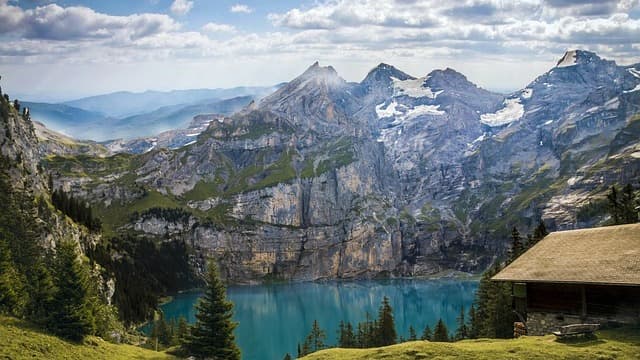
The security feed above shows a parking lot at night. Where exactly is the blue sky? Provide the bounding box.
[1,0,640,101]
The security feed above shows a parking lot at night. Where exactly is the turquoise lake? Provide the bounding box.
[158,279,478,360]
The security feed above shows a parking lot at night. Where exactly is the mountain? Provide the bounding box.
[99,95,254,141]
[27,95,254,141]
[23,101,109,139]
[64,86,280,118]
[36,51,640,283]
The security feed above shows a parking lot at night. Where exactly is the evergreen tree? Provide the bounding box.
[337,320,356,348]
[607,185,622,224]
[153,316,172,346]
[48,241,94,341]
[509,227,523,261]
[454,306,468,340]
[0,238,27,316]
[183,261,240,359]
[175,316,189,343]
[376,296,397,346]
[531,220,548,246]
[24,258,56,324]
[302,319,326,355]
[420,325,432,341]
[621,184,637,224]
[466,304,479,339]
[432,319,450,342]
[408,325,417,341]
[283,353,292,360]
[473,265,514,339]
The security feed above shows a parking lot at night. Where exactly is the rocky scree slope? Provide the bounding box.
[45,51,640,283]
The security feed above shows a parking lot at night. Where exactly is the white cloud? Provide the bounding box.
[0,3,179,41]
[2,0,640,98]
[230,4,253,14]
[170,0,194,16]
[202,22,236,34]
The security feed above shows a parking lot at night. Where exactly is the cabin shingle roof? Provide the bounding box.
[492,223,640,286]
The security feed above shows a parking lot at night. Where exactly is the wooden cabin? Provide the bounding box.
[492,223,640,335]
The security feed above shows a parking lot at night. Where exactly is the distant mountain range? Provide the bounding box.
[28,50,640,282]
[24,85,279,141]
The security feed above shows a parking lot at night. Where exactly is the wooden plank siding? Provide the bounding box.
[525,283,640,317]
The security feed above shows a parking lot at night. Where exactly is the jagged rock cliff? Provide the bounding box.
[43,51,640,283]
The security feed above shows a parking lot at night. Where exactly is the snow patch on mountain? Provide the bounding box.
[402,105,445,121]
[604,97,620,110]
[557,50,577,68]
[472,133,487,144]
[623,84,640,93]
[392,77,442,99]
[480,98,524,127]
[628,68,640,79]
[375,101,402,118]
[521,88,533,99]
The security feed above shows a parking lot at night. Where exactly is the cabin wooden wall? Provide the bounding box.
[523,283,640,335]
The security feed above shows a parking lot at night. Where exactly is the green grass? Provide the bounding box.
[182,177,224,201]
[95,190,183,235]
[0,315,176,360]
[301,137,356,178]
[43,153,136,179]
[303,328,640,360]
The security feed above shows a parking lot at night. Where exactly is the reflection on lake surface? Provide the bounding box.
[158,279,478,360]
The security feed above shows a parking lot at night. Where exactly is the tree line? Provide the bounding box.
[51,187,102,232]
[292,296,473,358]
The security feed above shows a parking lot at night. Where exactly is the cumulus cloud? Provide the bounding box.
[269,0,439,29]
[0,1,25,33]
[1,0,640,95]
[267,0,640,59]
[202,22,237,34]
[170,0,194,16]
[230,4,253,14]
[0,3,179,41]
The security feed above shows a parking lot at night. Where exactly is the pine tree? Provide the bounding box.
[467,304,479,339]
[283,353,292,360]
[25,258,56,324]
[607,185,622,224]
[420,324,432,341]
[473,265,514,339]
[337,320,356,348]
[509,227,523,262]
[408,325,417,341]
[175,316,189,343]
[454,306,468,340]
[0,238,27,316]
[376,296,397,346]
[302,319,326,355]
[432,319,449,342]
[183,261,240,359]
[48,241,94,341]
[621,184,637,224]
[344,322,356,347]
[531,220,548,246]
[154,316,171,346]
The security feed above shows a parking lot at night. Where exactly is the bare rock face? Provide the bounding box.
[42,52,640,283]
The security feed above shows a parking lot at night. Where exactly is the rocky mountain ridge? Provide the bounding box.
[41,50,640,283]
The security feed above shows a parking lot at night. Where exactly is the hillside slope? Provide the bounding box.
[303,329,640,360]
[0,316,175,360]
